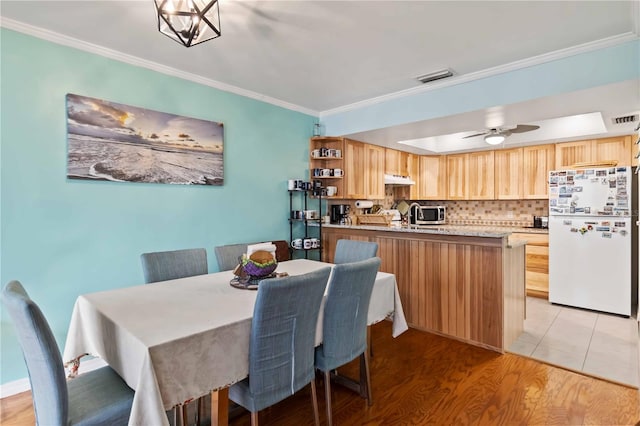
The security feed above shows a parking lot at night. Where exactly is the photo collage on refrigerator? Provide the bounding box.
[548,167,630,238]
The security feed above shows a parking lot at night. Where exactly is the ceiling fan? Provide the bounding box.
[463,124,540,145]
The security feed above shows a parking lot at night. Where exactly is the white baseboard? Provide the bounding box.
[0,358,107,398]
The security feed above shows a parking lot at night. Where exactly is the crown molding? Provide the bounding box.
[0,17,319,117]
[1,16,636,121]
[320,32,639,118]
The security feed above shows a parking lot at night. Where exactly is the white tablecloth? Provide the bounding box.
[63,259,408,426]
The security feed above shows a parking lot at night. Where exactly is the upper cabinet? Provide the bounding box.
[448,151,496,200]
[592,135,632,166]
[522,144,555,199]
[344,139,366,199]
[406,153,421,199]
[366,144,386,199]
[467,151,495,200]
[555,136,632,168]
[418,155,447,200]
[385,148,408,176]
[343,139,384,200]
[554,140,592,168]
[446,154,468,200]
[495,148,523,200]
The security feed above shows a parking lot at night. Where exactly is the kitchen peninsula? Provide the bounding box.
[321,224,526,353]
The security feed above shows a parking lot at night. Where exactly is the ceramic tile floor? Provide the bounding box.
[508,297,639,388]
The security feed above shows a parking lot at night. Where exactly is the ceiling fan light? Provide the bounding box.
[484,134,505,145]
[155,0,221,47]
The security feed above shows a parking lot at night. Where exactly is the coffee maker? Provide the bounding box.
[330,204,350,224]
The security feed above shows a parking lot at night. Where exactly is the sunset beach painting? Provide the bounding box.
[66,94,224,185]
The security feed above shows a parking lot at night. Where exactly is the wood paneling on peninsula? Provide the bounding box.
[322,227,525,352]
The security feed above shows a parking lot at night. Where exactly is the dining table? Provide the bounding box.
[62,259,408,426]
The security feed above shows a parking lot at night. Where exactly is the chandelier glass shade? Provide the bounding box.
[155,0,221,47]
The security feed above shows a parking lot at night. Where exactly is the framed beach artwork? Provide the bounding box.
[66,93,224,185]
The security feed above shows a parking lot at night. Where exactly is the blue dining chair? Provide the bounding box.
[214,243,247,271]
[140,248,208,283]
[333,239,378,264]
[227,267,331,426]
[333,239,379,357]
[1,280,134,426]
[140,248,208,425]
[315,257,381,426]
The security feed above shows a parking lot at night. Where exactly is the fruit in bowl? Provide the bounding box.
[241,250,277,277]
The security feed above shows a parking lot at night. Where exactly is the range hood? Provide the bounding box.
[384,174,415,185]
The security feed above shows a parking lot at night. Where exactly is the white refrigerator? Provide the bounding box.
[548,166,631,316]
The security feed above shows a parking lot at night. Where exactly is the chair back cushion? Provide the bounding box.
[2,281,68,425]
[315,257,381,371]
[215,240,291,271]
[214,243,247,271]
[247,267,331,411]
[140,248,208,283]
[333,239,378,264]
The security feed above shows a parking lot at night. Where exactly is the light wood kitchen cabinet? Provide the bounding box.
[407,153,420,199]
[384,148,399,175]
[446,151,494,200]
[365,144,385,199]
[555,140,593,168]
[344,139,366,199]
[446,154,468,199]
[385,148,408,176]
[555,136,632,168]
[593,135,632,166]
[419,155,447,200]
[468,151,495,199]
[522,144,555,199]
[494,148,523,199]
[509,232,549,298]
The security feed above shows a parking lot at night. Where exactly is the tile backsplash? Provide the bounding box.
[383,187,549,226]
[419,199,549,227]
[334,189,549,227]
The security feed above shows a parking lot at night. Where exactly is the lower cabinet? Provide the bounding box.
[509,232,549,298]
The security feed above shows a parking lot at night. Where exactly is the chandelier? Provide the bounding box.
[154,0,221,47]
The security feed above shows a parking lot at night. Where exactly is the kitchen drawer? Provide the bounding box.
[509,232,549,246]
[509,232,549,298]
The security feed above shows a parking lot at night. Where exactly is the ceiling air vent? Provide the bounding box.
[416,68,454,84]
[611,114,638,124]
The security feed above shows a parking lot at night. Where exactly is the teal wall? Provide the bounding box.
[0,29,316,384]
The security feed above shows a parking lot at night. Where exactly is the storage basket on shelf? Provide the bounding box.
[356,213,393,226]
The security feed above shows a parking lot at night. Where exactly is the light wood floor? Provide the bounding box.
[2,321,639,425]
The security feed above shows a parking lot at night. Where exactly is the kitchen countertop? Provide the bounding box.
[315,223,547,240]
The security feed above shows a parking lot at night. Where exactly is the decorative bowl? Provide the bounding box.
[241,258,277,277]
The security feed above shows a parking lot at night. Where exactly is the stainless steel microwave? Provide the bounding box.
[409,205,446,225]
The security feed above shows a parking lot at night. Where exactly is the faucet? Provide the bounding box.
[408,202,423,224]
